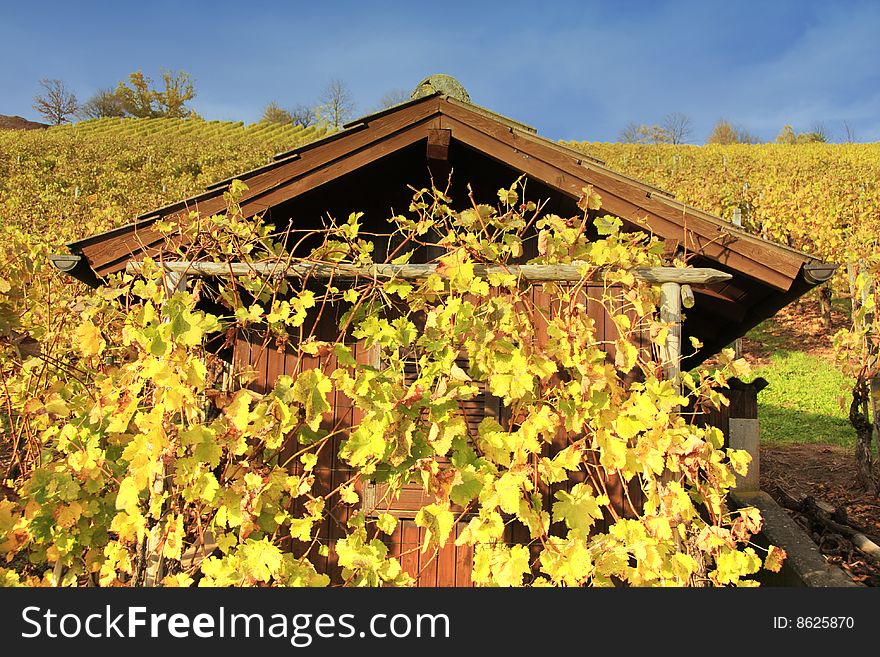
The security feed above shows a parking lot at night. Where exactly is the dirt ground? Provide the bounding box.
[761,445,880,586]
[740,296,849,367]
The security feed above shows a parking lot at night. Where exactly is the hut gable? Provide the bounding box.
[54,76,834,365]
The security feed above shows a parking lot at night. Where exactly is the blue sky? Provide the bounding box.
[2,0,879,142]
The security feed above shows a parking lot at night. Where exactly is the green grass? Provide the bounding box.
[747,350,855,447]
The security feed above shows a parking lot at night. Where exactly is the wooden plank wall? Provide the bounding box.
[689,380,760,445]
[229,283,684,586]
[232,314,366,584]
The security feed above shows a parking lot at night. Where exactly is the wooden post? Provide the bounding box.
[141,473,167,587]
[659,281,682,394]
[657,280,689,573]
[728,209,743,358]
[872,376,880,469]
[164,271,187,295]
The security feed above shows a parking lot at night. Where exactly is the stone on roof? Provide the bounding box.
[411,74,471,103]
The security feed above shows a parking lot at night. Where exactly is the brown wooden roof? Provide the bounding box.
[56,92,835,364]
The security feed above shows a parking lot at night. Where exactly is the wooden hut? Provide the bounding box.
[51,75,834,585]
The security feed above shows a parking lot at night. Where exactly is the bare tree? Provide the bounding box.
[735,127,761,144]
[843,120,856,143]
[619,121,646,143]
[661,112,693,144]
[377,88,410,109]
[619,121,671,144]
[33,79,78,125]
[809,121,830,143]
[78,88,126,119]
[290,103,317,128]
[318,79,355,129]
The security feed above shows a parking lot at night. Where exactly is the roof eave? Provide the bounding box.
[683,262,838,368]
[49,254,101,287]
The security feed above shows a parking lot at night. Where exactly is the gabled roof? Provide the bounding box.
[54,83,835,363]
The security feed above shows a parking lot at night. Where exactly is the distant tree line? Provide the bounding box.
[84,70,197,119]
[618,113,836,145]
[260,81,410,130]
[619,112,694,144]
[33,74,849,144]
[32,70,198,124]
[774,123,829,144]
[259,79,355,129]
[33,72,407,131]
[704,119,761,145]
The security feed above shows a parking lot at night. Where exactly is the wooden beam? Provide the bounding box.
[662,238,681,260]
[680,284,695,309]
[126,260,732,285]
[426,128,451,184]
[485,109,809,276]
[691,286,748,322]
[426,128,451,162]
[235,122,436,218]
[633,268,733,285]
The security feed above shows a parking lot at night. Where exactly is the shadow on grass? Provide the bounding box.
[757,404,854,448]
[743,349,855,448]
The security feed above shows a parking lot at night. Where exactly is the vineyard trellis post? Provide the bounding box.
[847,259,878,492]
[731,208,744,357]
[864,267,880,484]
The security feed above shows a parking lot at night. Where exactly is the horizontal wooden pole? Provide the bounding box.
[126,260,732,286]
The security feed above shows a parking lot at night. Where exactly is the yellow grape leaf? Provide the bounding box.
[162,573,194,587]
[764,545,786,573]
[115,477,141,513]
[291,369,332,431]
[614,414,642,441]
[552,483,606,538]
[54,502,83,529]
[339,485,359,504]
[594,214,622,236]
[728,449,751,476]
[455,511,504,546]
[162,515,185,560]
[414,503,454,552]
[76,320,105,357]
[449,363,472,382]
[224,390,255,433]
[376,513,397,536]
[494,471,526,514]
[238,538,283,583]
